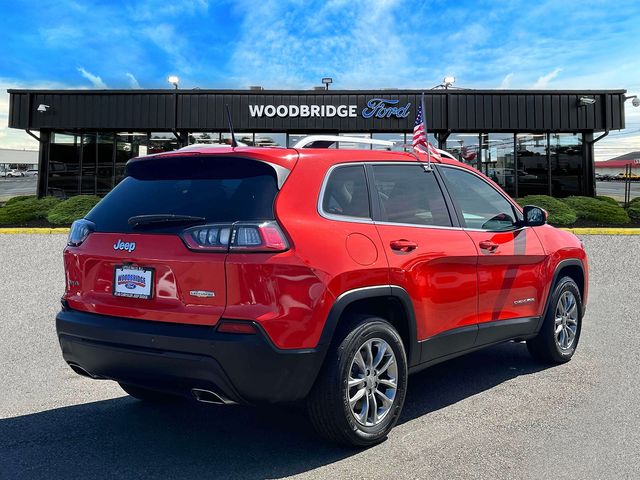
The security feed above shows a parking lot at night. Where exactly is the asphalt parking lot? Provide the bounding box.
[0,234,638,479]
[596,180,640,201]
[0,177,37,201]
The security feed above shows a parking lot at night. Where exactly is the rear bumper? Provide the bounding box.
[56,307,324,405]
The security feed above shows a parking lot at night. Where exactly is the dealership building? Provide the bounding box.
[7,88,628,199]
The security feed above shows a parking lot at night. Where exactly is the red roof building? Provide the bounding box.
[595,151,640,169]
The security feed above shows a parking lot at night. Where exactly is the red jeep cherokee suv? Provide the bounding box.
[57,141,587,446]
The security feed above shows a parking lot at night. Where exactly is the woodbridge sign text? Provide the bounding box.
[248,98,411,119]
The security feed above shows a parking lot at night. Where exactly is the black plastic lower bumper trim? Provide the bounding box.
[56,308,324,405]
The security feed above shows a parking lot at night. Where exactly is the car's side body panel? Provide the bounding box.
[463,228,547,323]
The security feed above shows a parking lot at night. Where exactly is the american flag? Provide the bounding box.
[412,97,441,161]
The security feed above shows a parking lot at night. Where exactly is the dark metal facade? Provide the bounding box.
[8,89,626,133]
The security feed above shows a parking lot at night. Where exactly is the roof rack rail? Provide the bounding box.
[293,135,395,149]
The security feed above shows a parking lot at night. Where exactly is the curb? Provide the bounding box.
[0,228,70,234]
[562,228,640,235]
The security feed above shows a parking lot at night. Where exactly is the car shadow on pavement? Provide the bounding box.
[0,342,549,480]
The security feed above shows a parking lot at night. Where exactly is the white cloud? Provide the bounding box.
[227,0,437,89]
[141,24,192,75]
[130,0,209,21]
[126,73,141,89]
[532,67,562,88]
[77,67,107,88]
[499,73,514,89]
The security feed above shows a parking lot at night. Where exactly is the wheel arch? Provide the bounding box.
[317,285,420,367]
[541,259,586,324]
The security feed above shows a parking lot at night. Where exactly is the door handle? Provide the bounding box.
[390,239,418,252]
[479,240,499,252]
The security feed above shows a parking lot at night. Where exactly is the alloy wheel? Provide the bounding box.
[555,291,579,351]
[347,338,398,427]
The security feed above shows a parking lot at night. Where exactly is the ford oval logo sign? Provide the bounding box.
[361,98,411,119]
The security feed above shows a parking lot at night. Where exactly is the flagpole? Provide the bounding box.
[421,92,431,167]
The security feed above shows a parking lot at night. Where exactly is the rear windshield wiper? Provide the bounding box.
[128,214,207,227]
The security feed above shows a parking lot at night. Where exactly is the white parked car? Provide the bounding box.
[6,169,25,177]
[24,169,38,177]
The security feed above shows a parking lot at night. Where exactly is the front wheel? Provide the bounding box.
[307,317,408,447]
[527,276,583,364]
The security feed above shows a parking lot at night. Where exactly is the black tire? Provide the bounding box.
[119,382,183,403]
[307,316,408,447]
[527,276,583,364]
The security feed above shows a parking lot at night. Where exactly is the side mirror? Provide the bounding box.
[522,205,547,227]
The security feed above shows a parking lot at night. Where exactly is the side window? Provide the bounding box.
[321,165,370,219]
[371,165,452,227]
[440,166,518,230]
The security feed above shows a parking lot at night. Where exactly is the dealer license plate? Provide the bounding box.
[113,265,154,299]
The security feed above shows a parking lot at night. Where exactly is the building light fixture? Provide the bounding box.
[625,95,639,107]
[167,75,180,89]
[443,76,456,89]
[578,97,596,106]
[321,77,333,90]
[431,76,458,90]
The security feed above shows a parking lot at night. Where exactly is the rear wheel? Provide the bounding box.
[307,316,408,447]
[119,382,183,403]
[527,276,582,364]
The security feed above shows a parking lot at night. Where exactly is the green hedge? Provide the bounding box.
[629,197,640,207]
[516,195,577,226]
[47,195,101,225]
[0,197,61,225]
[627,204,640,220]
[5,195,37,206]
[595,195,619,205]
[562,196,630,225]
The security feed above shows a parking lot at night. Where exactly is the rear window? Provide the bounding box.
[86,156,279,233]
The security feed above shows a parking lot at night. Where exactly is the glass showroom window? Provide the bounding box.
[254,133,286,147]
[479,133,516,197]
[372,133,404,151]
[189,132,221,145]
[81,133,98,195]
[115,133,148,185]
[516,134,549,197]
[96,133,115,195]
[288,133,317,147]
[549,133,584,197]
[445,133,480,167]
[149,132,178,154]
[338,133,371,149]
[222,132,255,146]
[48,133,81,198]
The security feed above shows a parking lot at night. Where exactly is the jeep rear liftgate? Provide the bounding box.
[63,155,283,326]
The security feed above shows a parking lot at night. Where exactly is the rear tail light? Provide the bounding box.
[67,219,95,247]
[182,224,231,251]
[181,221,289,253]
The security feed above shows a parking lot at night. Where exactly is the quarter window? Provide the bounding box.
[440,166,519,230]
[371,165,452,227]
[322,165,371,219]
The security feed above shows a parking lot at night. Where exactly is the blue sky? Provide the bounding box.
[1,0,640,158]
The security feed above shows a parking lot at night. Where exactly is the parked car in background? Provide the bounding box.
[24,169,38,177]
[57,137,588,446]
[6,169,25,177]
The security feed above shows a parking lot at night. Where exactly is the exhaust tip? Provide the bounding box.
[68,363,101,379]
[191,388,234,405]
